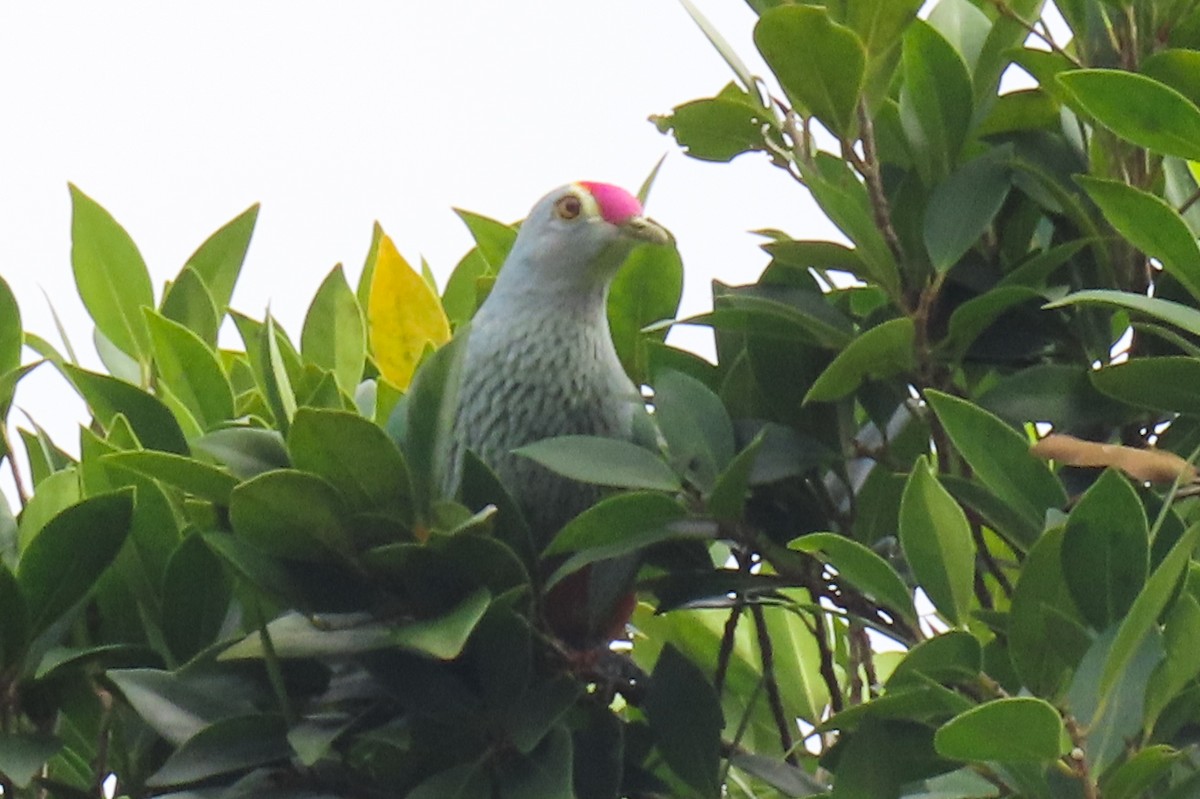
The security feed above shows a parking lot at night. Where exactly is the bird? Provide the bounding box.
[445,181,672,647]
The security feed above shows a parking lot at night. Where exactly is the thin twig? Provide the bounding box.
[1,425,29,507]
[985,0,1083,66]
[751,603,798,764]
[812,610,844,715]
[714,603,744,698]
[1179,185,1200,216]
[1064,715,1099,799]
[854,106,907,277]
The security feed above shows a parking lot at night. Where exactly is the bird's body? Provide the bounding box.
[445,181,671,645]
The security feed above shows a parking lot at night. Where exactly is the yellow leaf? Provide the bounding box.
[366,231,451,390]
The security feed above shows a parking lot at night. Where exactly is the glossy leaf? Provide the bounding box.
[229,469,352,561]
[899,456,974,625]
[160,266,220,347]
[161,533,233,664]
[1058,69,1200,161]
[301,264,366,395]
[0,733,62,788]
[1090,357,1200,416]
[754,5,865,137]
[63,364,188,454]
[1061,469,1148,630]
[925,149,1013,272]
[900,20,973,183]
[183,203,258,313]
[1046,289,1200,336]
[69,184,153,362]
[516,436,681,492]
[1078,176,1200,302]
[147,714,290,788]
[368,230,451,390]
[103,450,238,505]
[934,698,1064,762]
[654,368,734,489]
[145,309,234,429]
[645,645,723,798]
[791,532,916,622]
[17,489,133,635]
[925,390,1065,527]
[608,242,683,383]
[193,426,289,479]
[805,317,915,402]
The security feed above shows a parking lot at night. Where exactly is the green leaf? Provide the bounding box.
[0,275,21,376]
[442,249,492,328]
[543,492,689,587]
[0,733,62,788]
[0,564,28,669]
[145,309,234,429]
[147,714,290,788]
[707,433,764,521]
[645,645,723,798]
[103,450,238,505]
[1061,469,1148,630]
[1141,49,1200,107]
[222,587,489,660]
[925,390,1065,527]
[654,368,734,490]
[69,184,154,362]
[805,317,915,402]
[515,436,681,492]
[1046,289,1200,336]
[1077,176,1200,302]
[454,208,518,271]
[677,0,758,95]
[942,286,1042,361]
[408,763,491,799]
[608,242,683,383]
[657,96,770,162]
[888,631,982,688]
[1058,69,1200,161]
[161,533,233,664]
[300,264,366,395]
[934,698,1064,762]
[754,5,866,137]
[1090,356,1200,415]
[791,532,916,623]
[160,266,220,347]
[193,426,290,479]
[1101,521,1200,696]
[925,149,1013,272]
[229,470,353,561]
[899,456,975,625]
[106,667,256,746]
[63,364,188,454]
[262,315,297,432]
[287,407,412,520]
[900,20,973,183]
[183,203,258,313]
[17,489,133,635]
[401,329,467,516]
[1103,744,1181,799]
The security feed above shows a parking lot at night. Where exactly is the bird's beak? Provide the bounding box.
[619,215,674,247]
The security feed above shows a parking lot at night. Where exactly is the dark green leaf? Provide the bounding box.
[69,184,153,362]
[706,433,764,521]
[1046,289,1200,336]
[1078,176,1200,301]
[791,532,916,623]
[107,666,257,745]
[193,426,290,479]
[979,363,1132,431]
[1058,69,1200,161]
[230,470,352,561]
[0,733,62,788]
[515,436,681,492]
[754,5,865,137]
[148,714,290,788]
[184,203,258,313]
[925,390,1065,527]
[1090,357,1200,415]
[62,364,188,454]
[408,763,491,799]
[402,330,467,517]
[888,631,982,688]
[162,533,233,664]
[287,407,411,520]
[17,489,133,635]
[805,317,915,402]
[900,21,973,183]
[103,450,238,505]
[300,265,366,395]
[1062,469,1148,630]
[934,698,1063,762]
[0,564,28,671]
[645,645,723,798]
[925,149,1013,272]
[1103,744,1181,799]
[145,309,235,429]
[899,456,974,625]
[654,368,734,490]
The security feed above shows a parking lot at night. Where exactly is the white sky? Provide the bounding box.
[0,1,835,499]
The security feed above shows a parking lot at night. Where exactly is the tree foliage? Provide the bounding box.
[2,0,1200,797]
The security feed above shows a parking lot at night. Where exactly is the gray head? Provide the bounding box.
[486,182,672,303]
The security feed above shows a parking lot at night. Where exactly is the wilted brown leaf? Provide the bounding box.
[1031,433,1198,485]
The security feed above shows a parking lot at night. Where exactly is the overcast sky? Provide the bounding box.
[0,2,839,500]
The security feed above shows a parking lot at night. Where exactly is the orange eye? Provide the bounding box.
[555,194,583,220]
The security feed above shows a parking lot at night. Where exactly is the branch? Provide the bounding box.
[751,603,798,764]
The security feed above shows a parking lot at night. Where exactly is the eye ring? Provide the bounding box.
[554,194,583,221]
